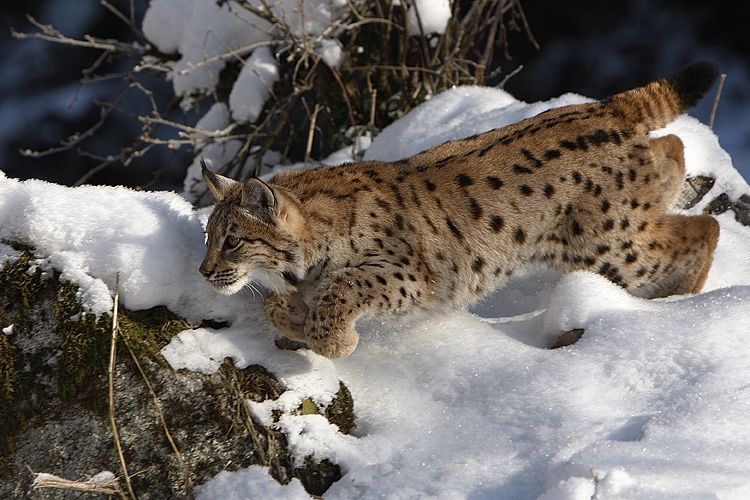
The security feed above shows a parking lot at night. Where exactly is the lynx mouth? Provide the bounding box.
[210,274,251,296]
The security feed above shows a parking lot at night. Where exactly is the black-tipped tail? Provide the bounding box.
[666,61,719,110]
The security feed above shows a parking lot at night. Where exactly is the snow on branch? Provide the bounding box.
[12,0,538,198]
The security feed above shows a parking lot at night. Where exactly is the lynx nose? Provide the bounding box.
[199,260,213,280]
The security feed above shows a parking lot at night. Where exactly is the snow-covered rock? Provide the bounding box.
[2,80,750,498]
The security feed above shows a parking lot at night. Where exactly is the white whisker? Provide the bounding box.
[244,280,265,300]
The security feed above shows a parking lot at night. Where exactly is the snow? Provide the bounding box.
[142,0,271,97]
[229,46,280,123]
[315,39,345,69]
[182,103,244,203]
[364,87,582,162]
[142,0,349,107]
[0,171,242,319]
[406,0,452,35]
[146,0,359,201]
[4,42,750,500]
[193,466,308,499]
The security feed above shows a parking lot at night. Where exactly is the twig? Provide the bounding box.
[33,472,128,499]
[122,339,194,494]
[220,360,269,465]
[75,157,117,186]
[138,115,240,141]
[109,274,137,500]
[19,101,116,159]
[368,75,377,127]
[12,15,149,56]
[709,73,727,130]
[74,142,156,185]
[476,0,505,84]
[13,0,537,189]
[18,71,161,160]
[304,103,323,167]
[101,0,144,39]
[347,64,444,76]
[513,0,540,50]
[410,0,434,90]
[496,63,524,88]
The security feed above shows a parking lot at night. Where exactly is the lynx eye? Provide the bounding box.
[223,234,241,250]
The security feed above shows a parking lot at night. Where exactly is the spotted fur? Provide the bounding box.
[200,61,720,358]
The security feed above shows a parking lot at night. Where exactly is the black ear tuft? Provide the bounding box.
[241,178,277,225]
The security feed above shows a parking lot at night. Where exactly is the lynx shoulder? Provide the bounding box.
[200,61,720,358]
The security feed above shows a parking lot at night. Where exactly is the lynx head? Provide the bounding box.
[199,163,306,295]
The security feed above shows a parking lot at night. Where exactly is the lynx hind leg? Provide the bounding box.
[649,134,686,208]
[632,214,719,298]
[265,291,309,342]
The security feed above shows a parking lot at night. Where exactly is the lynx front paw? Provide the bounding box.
[265,292,309,342]
[303,308,359,358]
[305,326,359,358]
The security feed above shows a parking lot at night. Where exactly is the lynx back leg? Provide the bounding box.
[630,214,719,298]
[649,134,686,208]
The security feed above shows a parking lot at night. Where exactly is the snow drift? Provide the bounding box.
[2,82,750,499]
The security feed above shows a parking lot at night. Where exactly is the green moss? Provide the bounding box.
[295,382,355,435]
[192,456,221,480]
[1,246,354,496]
[326,382,356,435]
[228,363,283,404]
[0,249,194,460]
[300,397,319,415]
[0,335,19,457]
[0,335,16,401]
[119,306,190,363]
[0,247,48,310]
[0,252,50,458]
[295,456,342,497]
[55,282,112,407]
[0,249,113,410]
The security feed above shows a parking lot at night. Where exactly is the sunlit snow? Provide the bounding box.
[3,79,750,498]
[4,0,750,497]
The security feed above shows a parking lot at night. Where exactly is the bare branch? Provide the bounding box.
[13,0,536,193]
[709,73,727,129]
[101,0,144,39]
[12,15,150,56]
[304,103,323,167]
[122,337,194,494]
[109,274,138,500]
[33,472,128,499]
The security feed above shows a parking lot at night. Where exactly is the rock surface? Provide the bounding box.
[677,176,750,227]
[0,247,353,498]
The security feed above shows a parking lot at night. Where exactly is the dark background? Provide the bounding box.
[1,0,748,190]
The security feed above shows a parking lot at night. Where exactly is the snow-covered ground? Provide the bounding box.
[2,80,750,498]
[2,1,750,498]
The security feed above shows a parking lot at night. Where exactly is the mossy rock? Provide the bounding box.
[0,246,355,498]
[327,382,357,435]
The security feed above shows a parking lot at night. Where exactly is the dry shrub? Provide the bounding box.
[14,0,537,189]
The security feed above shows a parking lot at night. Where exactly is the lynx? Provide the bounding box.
[200,61,720,358]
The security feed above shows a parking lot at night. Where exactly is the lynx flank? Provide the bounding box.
[200,61,720,358]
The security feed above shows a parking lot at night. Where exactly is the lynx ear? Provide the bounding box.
[241,178,278,225]
[201,159,239,201]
